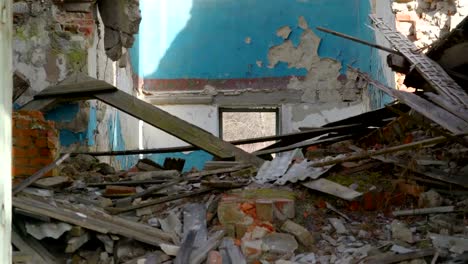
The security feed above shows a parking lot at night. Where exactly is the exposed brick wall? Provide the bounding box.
[54,7,95,37]
[12,111,59,179]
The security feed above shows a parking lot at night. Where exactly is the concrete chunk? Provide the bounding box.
[281,220,315,248]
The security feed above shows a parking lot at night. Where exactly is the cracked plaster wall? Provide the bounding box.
[130,0,394,169]
[13,0,140,169]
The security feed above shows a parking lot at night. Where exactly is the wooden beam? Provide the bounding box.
[360,73,468,134]
[0,0,13,262]
[13,196,174,247]
[34,79,117,99]
[95,90,264,166]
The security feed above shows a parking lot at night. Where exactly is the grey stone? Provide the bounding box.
[72,154,98,172]
[13,2,29,15]
[418,190,443,208]
[97,234,114,254]
[262,233,298,255]
[329,218,347,234]
[391,220,413,243]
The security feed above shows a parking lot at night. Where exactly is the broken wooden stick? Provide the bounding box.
[364,248,435,264]
[393,206,455,216]
[310,135,465,168]
[13,153,70,195]
[106,188,214,214]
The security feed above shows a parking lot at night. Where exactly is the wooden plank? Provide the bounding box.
[12,196,174,247]
[362,74,468,133]
[13,154,70,195]
[95,90,264,166]
[34,80,117,99]
[19,98,59,111]
[0,1,13,262]
[425,92,468,123]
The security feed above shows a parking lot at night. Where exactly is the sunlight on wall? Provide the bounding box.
[139,0,193,77]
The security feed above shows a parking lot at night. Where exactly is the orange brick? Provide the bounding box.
[39,148,51,156]
[16,110,44,120]
[34,138,48,148]
[30,157,53,167]
[13,157,29,166]
[13,167,38,177]
[13,147,38,158]
[14,137,32,147]
[15,119,31,129]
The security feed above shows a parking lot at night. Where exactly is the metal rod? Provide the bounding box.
[65,124,361,156]
[316,26,400,55]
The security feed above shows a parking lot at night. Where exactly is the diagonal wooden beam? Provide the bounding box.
[94,90,263,166]
[23,78,264,166]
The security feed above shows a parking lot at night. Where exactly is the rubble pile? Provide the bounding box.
[11,109,468,263]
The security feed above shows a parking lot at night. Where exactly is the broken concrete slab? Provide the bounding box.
[25,222,72,240]
[429,233,468,254]
[34,176,71,188]
[328,218,347,234]
[281,220,315,249]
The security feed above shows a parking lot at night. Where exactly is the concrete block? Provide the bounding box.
[281,220,315,248]
[218,201,253,226]
[256,199,273,222]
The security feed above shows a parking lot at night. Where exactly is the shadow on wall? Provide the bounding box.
[137,0,381,82]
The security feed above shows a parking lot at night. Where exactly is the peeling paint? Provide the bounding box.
[267,18,364,104]
[276,26,292,39]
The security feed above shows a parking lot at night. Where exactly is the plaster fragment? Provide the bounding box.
[298,16,308,30]
[276,26,292,39]
[256,60,263,68]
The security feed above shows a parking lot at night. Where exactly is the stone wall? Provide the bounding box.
[13,0,141,170]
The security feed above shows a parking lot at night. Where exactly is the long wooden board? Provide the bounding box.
[363,75,468,134]
[95,90,264,166]
[13,196,174,247]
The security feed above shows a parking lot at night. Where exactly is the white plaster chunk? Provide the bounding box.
[256,60,263,68]
[276,26,292,39]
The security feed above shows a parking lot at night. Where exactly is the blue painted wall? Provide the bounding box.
[44,103,94,147]
[129,0,392,170]
[131,0,386,80]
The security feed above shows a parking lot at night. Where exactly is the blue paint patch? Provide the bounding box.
[87,105,97,146]
[107,112,139,170]
[44,103,80,122]
[44,103,90,147]
[131,0,382,79]
[147,150,213,173]
[58,130,87,147]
